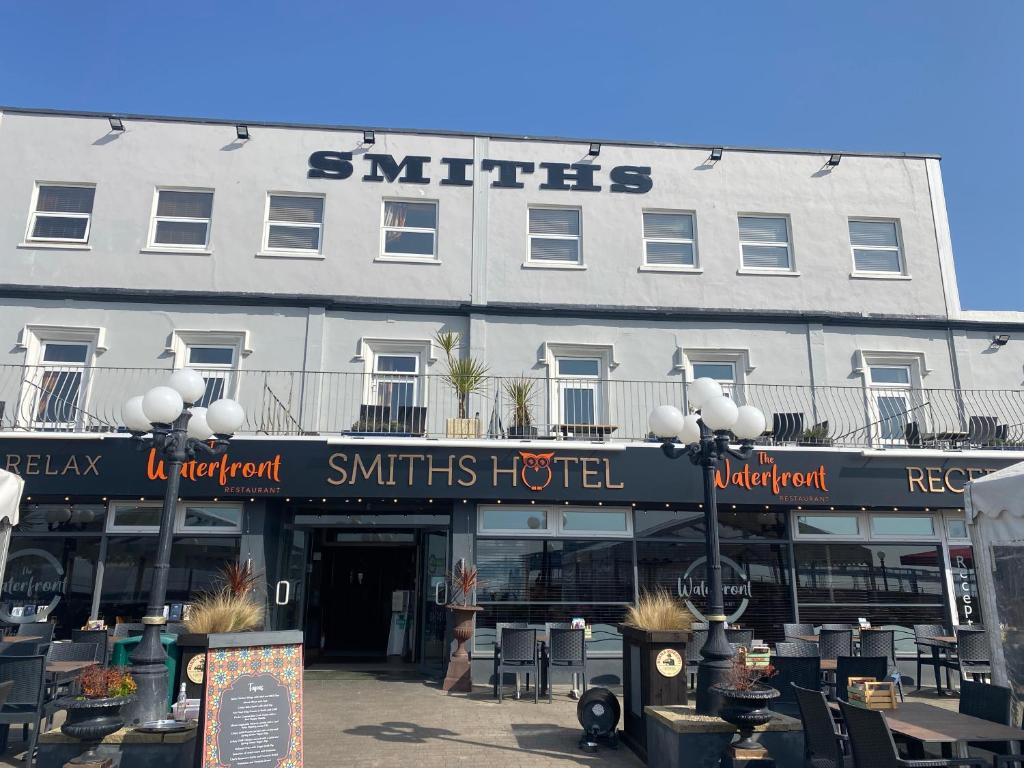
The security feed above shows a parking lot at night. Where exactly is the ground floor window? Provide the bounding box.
[2,536,100,631]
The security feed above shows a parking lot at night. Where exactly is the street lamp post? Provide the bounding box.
[120,369,245,725]
[649,378,766,716]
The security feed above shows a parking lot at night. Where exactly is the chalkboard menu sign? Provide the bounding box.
[200,632,304,768]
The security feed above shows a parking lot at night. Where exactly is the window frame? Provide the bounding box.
[378,198,439,262]
[526,205,583,268]
[792,510,941,542]
[477,505,633,539]
[358,339,433,409]
[261,191,325,257]
[25,182,96,246]
[168,330,248,404]
[17,326,102,431]
[106,500,243,535]
[371,351,422,410]
[737,213,795,273]
[147,187,215,251]
[864,360,919,445]
[849,217,906,277]
[553,355,604,427]
[640,209,699,272]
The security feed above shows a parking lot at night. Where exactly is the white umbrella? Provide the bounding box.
[0,469,24,588]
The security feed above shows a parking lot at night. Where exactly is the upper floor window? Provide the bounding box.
[554,357,602,426]
[867,364,914,443]
[186,345,236,406]
[149,189,214,250]
[263,194,324,255]
[27,184,96,244]
[850,220,903,274]
[16,326,102,431]
[528,207,581,265]
[738,215,792,271]
[381,200,437,260]
[692,361,737,397]
[642,211,696,269]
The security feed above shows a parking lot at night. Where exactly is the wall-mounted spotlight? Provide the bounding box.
[826,153,842,166]
[108,116,124,131]
[363,130,376,145]
[710,147,724,162]
[235,124,250,140]
[588,142,601,157]
[992,333,1011,346]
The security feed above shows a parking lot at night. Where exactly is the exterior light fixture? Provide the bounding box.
[993,334,1010,346]
[588,142,601,156]
[108,116,124,131]
[826,153,842,166]
[363,130,376,144]
[236,124,250,140]
[710,147,724,162]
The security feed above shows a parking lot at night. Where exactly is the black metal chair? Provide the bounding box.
[819,629,854,660]
[793,684,847,768]
[725,629,754,650]
[776,641,819,657]
[496,627,540,703]
[913,624,952,691]
[834,656,888,702]
[959,680,1018,758]
[771,657,821,717]
[545,626,586,702]
[686,629,708,690]
[0,655,48,768]
[839,699,986,768]
[0,643,48,658]
[15,623,54,644]
[492,622,528,698]
[72,629,109,665]
[955,627,992,683]
[784,622,814,640]
[859,629,905,701]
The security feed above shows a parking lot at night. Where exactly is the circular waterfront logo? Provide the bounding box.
[655,648,684,678]
[0,549,65,623]
[677,555,752,624]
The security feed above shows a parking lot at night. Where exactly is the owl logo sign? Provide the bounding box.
[519,452,555,491]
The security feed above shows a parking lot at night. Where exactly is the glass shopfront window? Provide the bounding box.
[16,504,106,534]
[2,536,101,632]
[635,509,787,540]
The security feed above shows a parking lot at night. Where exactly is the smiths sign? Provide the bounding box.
[307,152,653,193]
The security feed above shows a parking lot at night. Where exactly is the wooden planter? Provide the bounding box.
[619,625,691,762]
[446,418,481,439]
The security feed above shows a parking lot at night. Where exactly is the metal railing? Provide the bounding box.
[0,364,1022,449]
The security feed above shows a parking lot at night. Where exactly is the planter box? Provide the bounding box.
[619,625,691,762]
[507,425,538,438]
[446,418,480,439]
[38,726,197,768]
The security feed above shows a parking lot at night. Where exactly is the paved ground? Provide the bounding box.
[0,666,962,767]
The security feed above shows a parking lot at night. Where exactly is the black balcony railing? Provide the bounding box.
[0,364,1022,449]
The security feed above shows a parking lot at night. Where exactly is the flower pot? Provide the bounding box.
[442,604,483,693]
[710,684,780,750]
[57,695,133,762]
[507,425,538,438]
[446,417,480,439]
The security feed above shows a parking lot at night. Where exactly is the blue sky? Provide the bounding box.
[2,1,1020,310]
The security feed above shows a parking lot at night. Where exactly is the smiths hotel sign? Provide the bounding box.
[307,152,653,193]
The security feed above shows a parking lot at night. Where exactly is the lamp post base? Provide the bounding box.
[124,625,170,726]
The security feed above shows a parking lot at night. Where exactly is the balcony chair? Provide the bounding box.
[905,421,923,447]
[354,404,392,433]
[394,405,427,436]
[839,699,986,768]
[0,655,48,768]
[955,626,992,684]
[772,412,805,443]
[776,641,819,658]
[793,684,847,768]
[858,629,904,701]
[544,625,586,702]
[770,657,821,718]
[784,622,814,641]
[495,627,540,703]
[834,656,888,702]
[968,416,1000,447]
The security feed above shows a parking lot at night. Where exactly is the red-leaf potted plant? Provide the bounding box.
[56,665,137,762]
[441,561,484,693]
[710,655,779,751]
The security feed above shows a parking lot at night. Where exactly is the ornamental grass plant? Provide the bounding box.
[184,561,264,633]
[623,588,694,631]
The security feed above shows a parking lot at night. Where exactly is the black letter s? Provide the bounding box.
[609,165,652,193]
[308,151,354,179]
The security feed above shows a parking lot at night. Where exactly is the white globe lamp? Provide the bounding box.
[733,405,767,441]
[206,398,245,436]
[701,395,739,432]
[168,368,207,405]
[678,413,702,445]
[688,377,723,410]
[649,405,685,439]
[142,386,184,425]
[122,395,153,433]
[186,407,213,440]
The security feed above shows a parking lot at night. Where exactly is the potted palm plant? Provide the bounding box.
[57,665,137,762]
[442,561,483,693]
[435,330,489,438]
[504,377,538,438]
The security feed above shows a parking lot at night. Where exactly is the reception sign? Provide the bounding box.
[201,631,303,768]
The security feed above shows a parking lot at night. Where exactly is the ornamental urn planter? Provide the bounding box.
[442,604,483,693]
[710,683,780,751]
[56,695,133,763]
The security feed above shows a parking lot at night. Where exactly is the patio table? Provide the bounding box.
[915,636,958,696]
[1,636,42,644]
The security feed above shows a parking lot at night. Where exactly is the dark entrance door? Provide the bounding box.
[321,544,416,658]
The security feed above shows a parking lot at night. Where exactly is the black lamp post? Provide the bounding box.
[121,369,244,725]
[649,380,765,716]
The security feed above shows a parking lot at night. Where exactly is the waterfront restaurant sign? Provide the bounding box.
[0,548,64,623]
[677,555,752,624]
[715,452,829,503]
[307,152,654,193]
